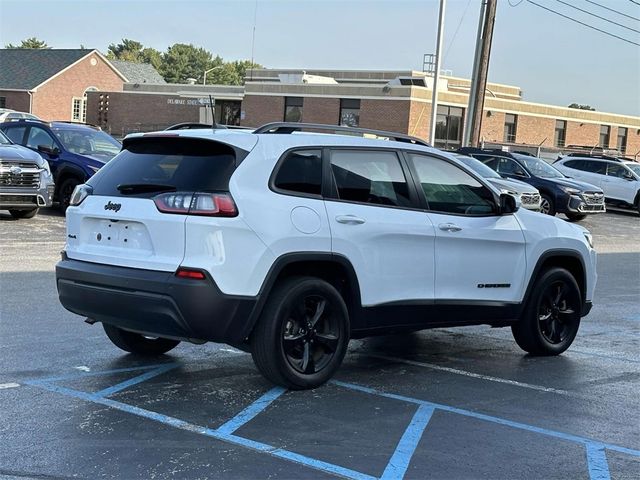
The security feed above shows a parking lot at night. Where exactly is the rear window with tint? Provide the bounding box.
[89,137,242,197]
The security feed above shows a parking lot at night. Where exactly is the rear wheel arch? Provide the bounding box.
[244,253,363,338]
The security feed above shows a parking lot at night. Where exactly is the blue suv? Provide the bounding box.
[0,120,121,211]
[458,148,606,221]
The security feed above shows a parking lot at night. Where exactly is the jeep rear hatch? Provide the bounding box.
[64,135,255,271]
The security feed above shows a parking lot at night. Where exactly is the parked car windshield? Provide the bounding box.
[455,155,501,179]
[52,127,121,158]
[0,129,11,144]
[625,163,640,176]
[514,154,564,179]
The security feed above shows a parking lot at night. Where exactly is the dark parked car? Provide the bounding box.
[458,148,605,221]
[0,119,121,211]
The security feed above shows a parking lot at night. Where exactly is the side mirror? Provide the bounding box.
[500,193,520,214]
[37,144,59,157]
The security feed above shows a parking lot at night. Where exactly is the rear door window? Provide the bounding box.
[329,149,412,207]
[89,137,243,197]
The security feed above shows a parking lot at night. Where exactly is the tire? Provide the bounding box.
[9,208,38,219]
[539,194,556,216]
[565,212,586,222]
[103,323,180,355]
[59,178,80,213]
[511,267,581,355]
[250,276,350,390]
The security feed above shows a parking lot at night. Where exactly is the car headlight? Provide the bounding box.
[40,161,52,175]
[561,186,580,195]
[583,231,594,249]
[500,189,519,197]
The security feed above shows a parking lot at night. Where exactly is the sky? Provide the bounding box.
[1,0,638,116]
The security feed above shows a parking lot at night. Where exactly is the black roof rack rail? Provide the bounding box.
[559,152,624,161]
[253,122,430,147]
[165,122,227,131]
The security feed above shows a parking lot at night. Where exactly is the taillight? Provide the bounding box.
[175,268,206,280]
[69,184,93,207]
[153,192,238,217]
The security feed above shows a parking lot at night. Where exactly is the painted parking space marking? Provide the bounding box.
[0,383,20,390]
[24,365,640,480]
[365,353,581,397]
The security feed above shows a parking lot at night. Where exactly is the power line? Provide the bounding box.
[584,0,639,23]
[629,0,640,7]
[553,0,639,34]
[525,0,640,47]
[444,0,473,61]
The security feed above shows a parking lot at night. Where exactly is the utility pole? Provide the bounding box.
[428,0,446,146]
[464,0,497,147]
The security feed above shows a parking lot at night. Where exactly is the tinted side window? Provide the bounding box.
[564,160,585,170]
[26,126,56,150]
[409,154,496,215]
[273,149,322,196]
[476,155,499,171]
[3,126,26,144]
[607,163,627,178]
[329,150,412,207]
[497,158,526,176]
[585,161,606,174]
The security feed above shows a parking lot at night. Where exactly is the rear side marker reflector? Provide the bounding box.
[175,268,206,280]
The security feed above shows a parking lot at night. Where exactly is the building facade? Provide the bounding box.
[0,49,126,122]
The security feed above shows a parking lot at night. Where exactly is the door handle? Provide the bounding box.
[335,215,366,225]
[438,223,462,232]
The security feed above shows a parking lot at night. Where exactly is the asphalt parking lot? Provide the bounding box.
[1,208,639,480]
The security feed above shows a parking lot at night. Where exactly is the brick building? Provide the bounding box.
[0,49,127,122]
[239,69,640,157]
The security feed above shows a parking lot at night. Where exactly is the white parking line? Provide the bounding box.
[0,383,20,390]
[365,354,582,398]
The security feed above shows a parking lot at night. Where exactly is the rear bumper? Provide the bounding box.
[56,256,257,344]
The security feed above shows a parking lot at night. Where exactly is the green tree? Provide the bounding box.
[159,43,218,83]
[568,103,596,111]
[5,37,49,48]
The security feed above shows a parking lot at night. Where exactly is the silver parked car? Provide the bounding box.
[454,154,541,210]
[0,129,54,218]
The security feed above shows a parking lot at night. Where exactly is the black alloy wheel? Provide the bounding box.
[537,281,577,345]
[512,267,581,355]
[251,276,350,390]
[59,178,80,213]
[282,295,340,375]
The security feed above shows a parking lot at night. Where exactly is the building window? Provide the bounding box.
[554,120,566,147]
[616,127,628,154]
[599,125,610,147]
[72,97,83,122]
[503,114,517,143]
[435,105,464,150]
[340,99,360,127]
[0,96,6,108]
[284,97,303,122]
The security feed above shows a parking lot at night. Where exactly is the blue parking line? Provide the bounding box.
[27,380,374,480]
[332,380,640,458]
[94,363,179,398]
[216,386,286,435]
[380,405,435,480]
[586,444,611,480]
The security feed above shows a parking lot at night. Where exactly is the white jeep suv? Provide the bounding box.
[56,123,597,389]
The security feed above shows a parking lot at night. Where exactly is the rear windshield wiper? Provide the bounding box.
[117,183,177,195]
